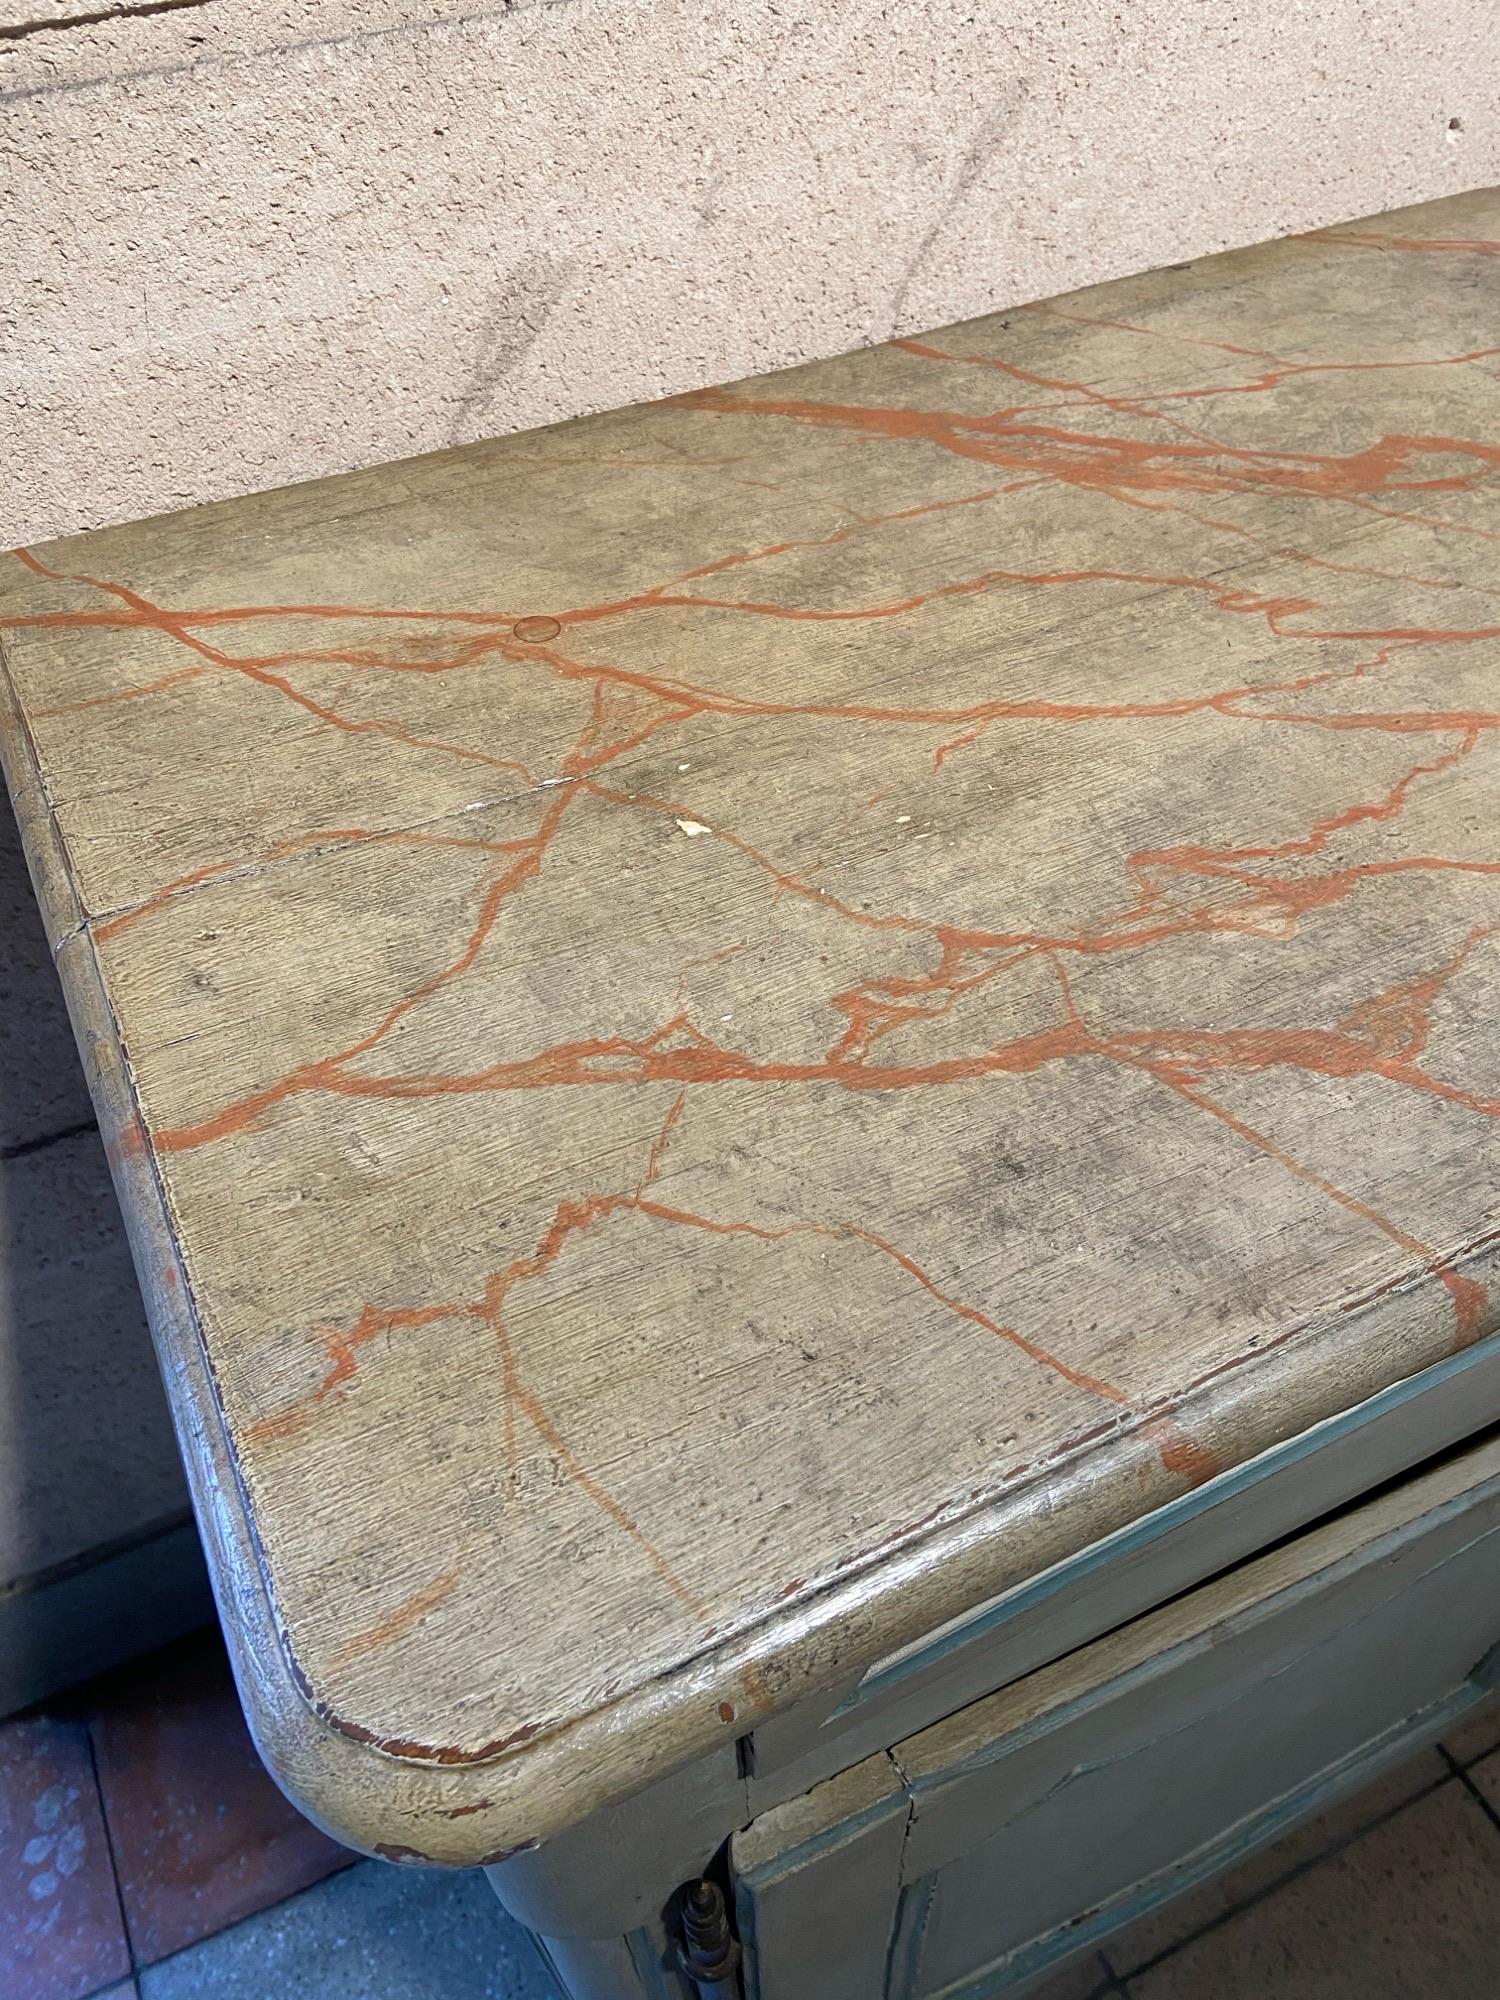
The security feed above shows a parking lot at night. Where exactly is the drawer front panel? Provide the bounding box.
[746,1332,1500,1813]
[734,1434,1500,2000]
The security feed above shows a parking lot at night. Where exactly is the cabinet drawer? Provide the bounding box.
[744,1331,1500,1810]
[732,1433,1500,2000]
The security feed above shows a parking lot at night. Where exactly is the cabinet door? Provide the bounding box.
[745,1331,1500,1813]
[732,1434,1500,2000]
[733,1757,910,2000]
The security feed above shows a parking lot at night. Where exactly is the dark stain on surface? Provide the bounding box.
[448,256,576,446]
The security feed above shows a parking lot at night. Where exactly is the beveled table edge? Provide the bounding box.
[5,499,1499,1863]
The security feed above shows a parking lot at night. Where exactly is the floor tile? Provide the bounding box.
[92,1985,141,1999]
[1104,1747,1445,1974]
[88,1629,353,1966]
[0,1713,131,2000]
[137,1858,560,1999]
[1126,1779,1500,1998]
[1441,1691,1500,1769]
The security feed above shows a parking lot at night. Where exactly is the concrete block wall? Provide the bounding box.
[3,0,1497,546]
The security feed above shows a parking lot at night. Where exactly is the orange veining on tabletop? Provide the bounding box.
[1313,231,1500,257]
[3,196,1498,1747]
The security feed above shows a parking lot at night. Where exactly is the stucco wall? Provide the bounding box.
[2,0,1496,555]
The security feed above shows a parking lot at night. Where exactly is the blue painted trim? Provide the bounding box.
[902,1484,1500,1796]
[840,1329,1500,1716]
[738,1787,910,1892]
[732,1871,765,2000]
[888,1872,938,2000]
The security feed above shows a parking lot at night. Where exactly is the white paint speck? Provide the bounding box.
[55,1823,86,1878]
[34,1786,73,1833]
[895,814,912,824]
[675,818,711,837]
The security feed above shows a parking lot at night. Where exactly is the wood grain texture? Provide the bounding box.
[3,187,1499,1861]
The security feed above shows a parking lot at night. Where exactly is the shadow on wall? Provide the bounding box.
[0,788,210,1715]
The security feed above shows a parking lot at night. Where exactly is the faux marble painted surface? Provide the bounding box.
[2,189,1498,1859]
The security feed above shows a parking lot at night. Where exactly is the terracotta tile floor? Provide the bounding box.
[2,1629,1499,1999]
[87,1631,354,1966]
[0,1713,129,2000]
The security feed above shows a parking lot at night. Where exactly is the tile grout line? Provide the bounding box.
[1103,1765,1458,1984]
[1439,1743,1500,1837]
[1095,1942,1130,1992]
[108,1843,364,1987]
[80,1711,139,1992]
[0,1114,100,1162]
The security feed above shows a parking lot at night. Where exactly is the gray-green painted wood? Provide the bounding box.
[733,1758,910,2000]
[732,1435,1500,2000]
[746,1327,1500,1812]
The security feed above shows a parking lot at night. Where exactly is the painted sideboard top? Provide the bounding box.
[3,188,1498,1864]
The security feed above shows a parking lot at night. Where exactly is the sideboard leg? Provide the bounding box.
[503,1898,706,2000]
[528,1929,657,2000]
